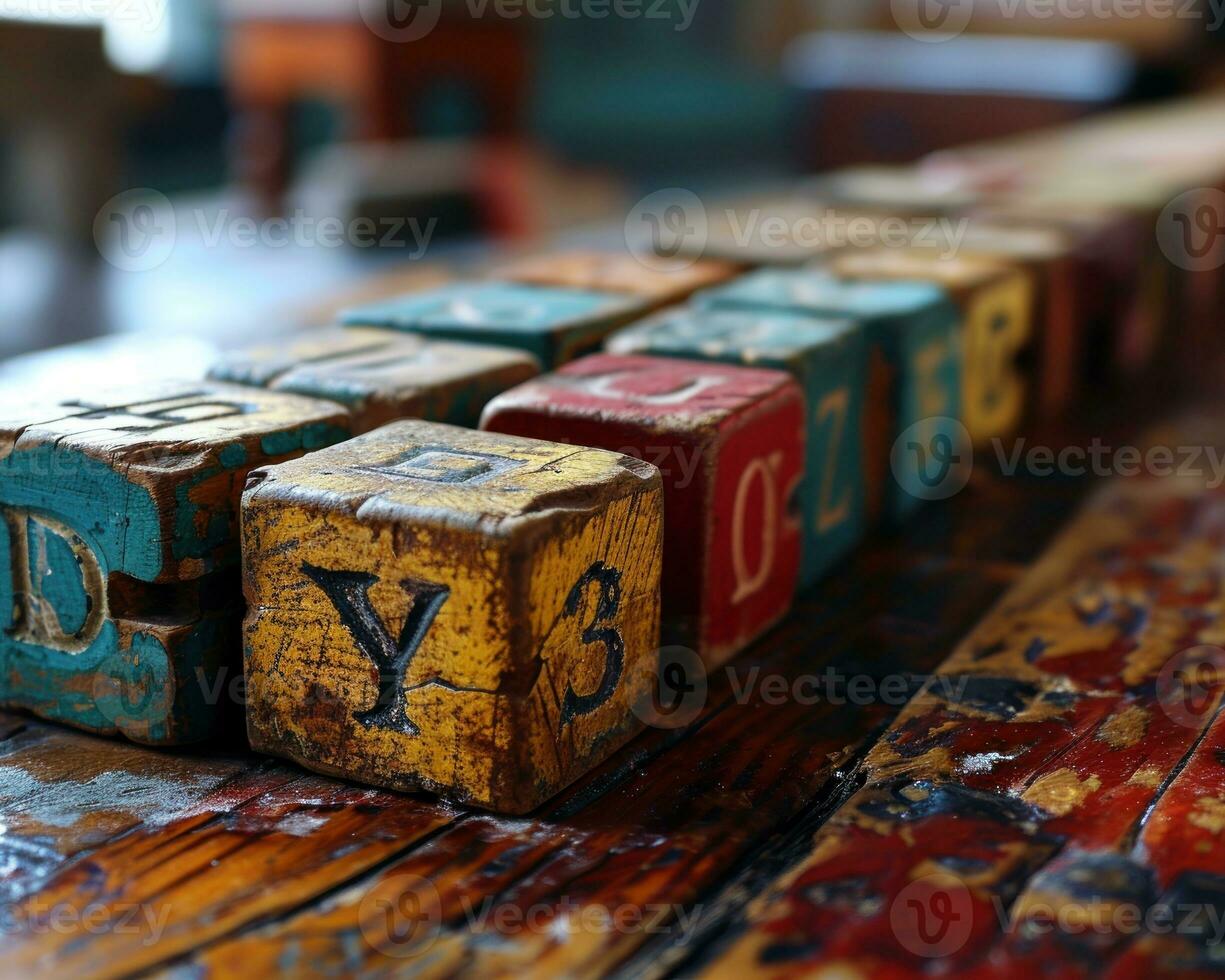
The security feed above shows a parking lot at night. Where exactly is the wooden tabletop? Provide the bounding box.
[1,405,1221,977]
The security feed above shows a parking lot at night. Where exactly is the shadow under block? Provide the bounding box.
[0,382,352,744]
[241,420,664,815]
[207,327,540,434]
[693,269,963,524]
[830,249,1034,448]
[338,282,646,368]
[481,353,805,667]
[608,307,868,589]
[494,250,742,306]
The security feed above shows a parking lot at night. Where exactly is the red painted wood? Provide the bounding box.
[481,353,805,666]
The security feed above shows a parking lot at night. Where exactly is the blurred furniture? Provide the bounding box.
[0,21,122,246]
[786,31,1136,169]
[223,1,530,209]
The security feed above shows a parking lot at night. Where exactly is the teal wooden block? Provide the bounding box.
[0,381,351,745]
[695,269,964,523]
[339,282,645,368]
[608,306,868,589]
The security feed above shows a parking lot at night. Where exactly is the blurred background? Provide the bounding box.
[4,0,1225,372]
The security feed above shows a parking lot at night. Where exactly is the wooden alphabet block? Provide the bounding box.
[0,382,351,744]
[608,307,867,589]
[208,327,540,434]
[951,222,1085,420]
[493,250,742,307]
[831,249,1033,449]
[693,269,963,523]
[241,421,663,814]
[481,353,805,666]
[972,200,1161,384]
[339,282,646,368]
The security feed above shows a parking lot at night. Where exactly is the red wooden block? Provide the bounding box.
[481,353,804,667]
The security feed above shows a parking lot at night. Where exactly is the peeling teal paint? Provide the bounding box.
[696,269,964,524]
[610,306,869,589]
[219,442,248,469]
[340,282,637,367]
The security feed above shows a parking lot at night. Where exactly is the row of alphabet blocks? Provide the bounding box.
[0,220,1160,812]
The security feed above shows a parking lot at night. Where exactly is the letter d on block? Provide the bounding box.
[3,508,107,654]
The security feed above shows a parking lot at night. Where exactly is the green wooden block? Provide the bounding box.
[608,306,868,589]
[0,381,351,745]
[695,269,965,523]
[339,282,645,368]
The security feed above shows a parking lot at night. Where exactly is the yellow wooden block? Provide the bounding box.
[831,248,1034,447]
[241,420,664,814]
[208,327,540,433]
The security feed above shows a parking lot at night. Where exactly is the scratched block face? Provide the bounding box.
[339,282,645,368]
[241,421,663,814]
[481,353,804,666]
[494,250,741,306]
[694,269,963,523]
[831,250,1033,449]
[208,327,540,434]
[608,307,867,589]
[0,382,351,744]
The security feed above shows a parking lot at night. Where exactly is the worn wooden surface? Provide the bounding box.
[242,420,664,814]
[481,353,806,667]
[0,382,352,745]
[208,327,540,434]
[0,421,1096,978]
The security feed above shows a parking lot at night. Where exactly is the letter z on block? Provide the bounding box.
[241,420,664,814]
